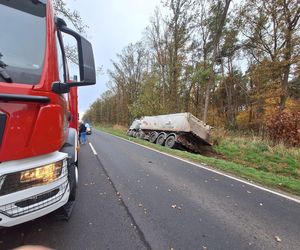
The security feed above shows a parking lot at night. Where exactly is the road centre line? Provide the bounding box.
[98,130,300,204]
[89,142,98,155]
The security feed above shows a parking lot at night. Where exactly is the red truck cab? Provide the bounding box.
[0,0,96,227]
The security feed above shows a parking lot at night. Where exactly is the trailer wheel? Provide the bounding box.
[165,135,176,148]
[156,133,166,145]
[149,132,159,143]
[137,131,144,139]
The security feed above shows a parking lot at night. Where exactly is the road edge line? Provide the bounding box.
[97,130,300,204]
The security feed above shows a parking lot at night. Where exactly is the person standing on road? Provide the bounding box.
[79,122,87,144]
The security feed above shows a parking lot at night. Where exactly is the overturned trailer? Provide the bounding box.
[127,113,212,153]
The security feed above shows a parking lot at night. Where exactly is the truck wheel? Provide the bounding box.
[156,133,166,145]
[165,135,176,148]
[68,163,77,202]
[149,132,158,143]
[56,163,77,220]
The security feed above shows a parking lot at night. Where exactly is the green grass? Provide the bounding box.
[96,125,300,197]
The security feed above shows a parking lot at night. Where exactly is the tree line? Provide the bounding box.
[84,0,300,135]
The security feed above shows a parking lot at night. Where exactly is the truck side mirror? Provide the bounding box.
[54,17,96,90]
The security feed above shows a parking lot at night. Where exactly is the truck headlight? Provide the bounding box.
[0,159,67,196]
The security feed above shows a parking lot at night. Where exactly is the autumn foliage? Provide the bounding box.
[267,110,300,146]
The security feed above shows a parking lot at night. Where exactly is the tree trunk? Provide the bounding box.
[202,0,232,123]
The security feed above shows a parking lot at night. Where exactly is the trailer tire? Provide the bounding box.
[165,135,176,148]
[137,131,144,139]
[156,133,167,145]
[149,131,159,143]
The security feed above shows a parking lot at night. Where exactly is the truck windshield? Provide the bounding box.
[0,0,46,84]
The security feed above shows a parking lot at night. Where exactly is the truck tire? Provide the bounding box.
[165,135,176,148]
[56,163,77,220]
[156,133,166,145]
[149,131,159,143]
[66,163,77,202]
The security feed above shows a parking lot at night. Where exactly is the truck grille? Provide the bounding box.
[0,181,68,218]
[0,112,6,146]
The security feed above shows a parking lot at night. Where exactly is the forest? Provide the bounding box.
[83,0,300,146]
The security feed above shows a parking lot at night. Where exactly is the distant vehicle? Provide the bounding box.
[127,113,211,152]
[86,123,92,135]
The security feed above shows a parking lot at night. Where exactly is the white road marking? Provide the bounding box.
[89,142,98,155]
[99,130,300,204]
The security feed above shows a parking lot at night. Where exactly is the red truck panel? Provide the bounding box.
[0,1,71,162]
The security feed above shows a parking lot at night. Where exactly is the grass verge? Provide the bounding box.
[96,125,300,197]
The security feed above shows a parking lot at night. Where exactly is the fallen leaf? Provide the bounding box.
[178,206,182,210]
[138,203,143,207]
[259,203,263,206]
[275,236,282,242]
[171,204,177,209]
[246,190,252,194]
[168,189,172,192]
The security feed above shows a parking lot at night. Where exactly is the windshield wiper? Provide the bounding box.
[0,54,12,83]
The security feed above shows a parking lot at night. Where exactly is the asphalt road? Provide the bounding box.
[1,130,300,250]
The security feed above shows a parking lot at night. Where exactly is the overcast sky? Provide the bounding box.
[64,0,162,116]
